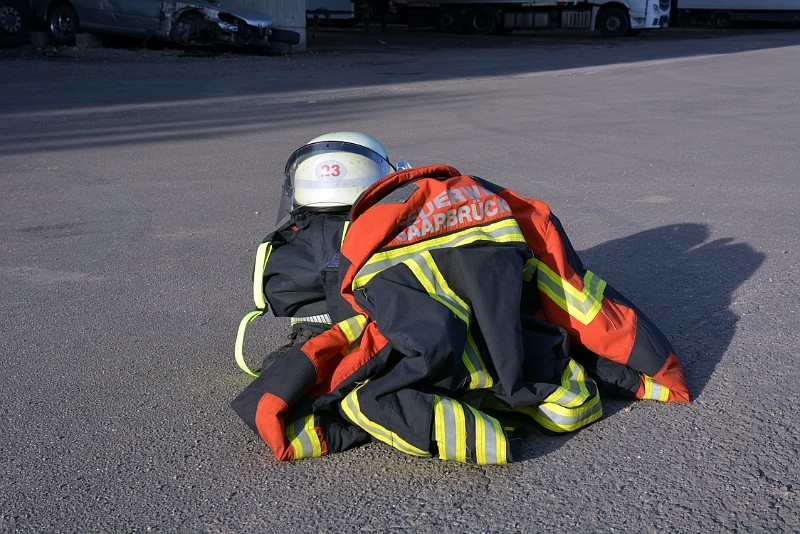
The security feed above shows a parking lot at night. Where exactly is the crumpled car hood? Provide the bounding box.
[190,0,274,28]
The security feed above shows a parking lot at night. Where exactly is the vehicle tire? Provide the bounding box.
[48,4,78,46]
[596,7,629,37]
[466,7,498,34]
[434,8,462,33]
[712,11,732,29]
[0,0,31,48]
[270,27,300,45]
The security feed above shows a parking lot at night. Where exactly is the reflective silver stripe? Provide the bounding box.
[534,391,603,433]
[338,314,367,344]
[404,253,469,320]
[434,396,507,465]
[403,252,492,390]
[642,375,670,401]
[483,360,603,433]
[354,219,525,290]
[286,414,322,459]
[433,396,467,462]
[542,359,590,408]
[291,314,332,325]
[524,258,606,326]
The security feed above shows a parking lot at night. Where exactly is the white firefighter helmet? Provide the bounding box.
[280,132,395,216]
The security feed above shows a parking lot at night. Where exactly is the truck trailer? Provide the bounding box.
[392,0,671,36]
[678,0,800,28]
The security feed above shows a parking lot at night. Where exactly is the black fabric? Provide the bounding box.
[260,322,331,374]
[319,411,371,453]
[374,181,418,205]
[231,347,317,434]
[570,346,640,398]
[321,253,341,321]
[333,254,358,323]
[351,243,575,415]
[263,211,348,318]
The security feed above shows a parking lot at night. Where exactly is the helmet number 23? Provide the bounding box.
[321,164,340,177]
[316,160,346,180]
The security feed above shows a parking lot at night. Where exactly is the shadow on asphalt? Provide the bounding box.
[514,222,764,461]
[580,223,765,401]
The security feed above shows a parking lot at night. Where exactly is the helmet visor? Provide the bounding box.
[277,140,395,221]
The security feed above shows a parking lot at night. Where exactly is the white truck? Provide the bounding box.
[392,0,671,37]
[677,0,800,28]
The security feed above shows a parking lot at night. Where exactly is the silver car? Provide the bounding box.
[30,0,300,50]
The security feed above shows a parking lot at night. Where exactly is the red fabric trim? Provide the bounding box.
[307,322,390,398]
[300,325,349,386]
[655,352,690,402]
[254,393,293,461]
[559,298,638,366]
[315,425,329,457]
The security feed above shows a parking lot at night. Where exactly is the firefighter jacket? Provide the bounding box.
[231,164,690,465]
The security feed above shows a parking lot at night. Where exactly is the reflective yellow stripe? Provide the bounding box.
[483,360,603,433]
[433,396,467,462]
[338,314,367,344]
[341,385,429,457]
[434,397,507,465]
[404,252,469,321]
[524,258,606,326]
[286,414,322,459]
[233,241,273,377]
[465,404,507,465]
[641,375,671,402]
[353,219,525,290]
[234,310,263,377]
[403,252,492,390]
[542,359,590,408]
[341,220,350,246]
[252,241,272,310]
[533,393,603,433]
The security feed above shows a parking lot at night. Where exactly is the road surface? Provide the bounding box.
[1,26,798,532]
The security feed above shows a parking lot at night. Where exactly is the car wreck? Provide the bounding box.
[28,0,300,51]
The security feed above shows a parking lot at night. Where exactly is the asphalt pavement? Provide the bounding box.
[1,26,798,532]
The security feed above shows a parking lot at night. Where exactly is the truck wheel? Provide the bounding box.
[49,4,78,46]
[712,11,732,29]
[597,7,629,37]
[0,0,30,48]
[435,8,462,33]
[466,7,498,34]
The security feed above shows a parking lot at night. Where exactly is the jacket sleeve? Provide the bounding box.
[231,316,375,461]
[503,189,689,402]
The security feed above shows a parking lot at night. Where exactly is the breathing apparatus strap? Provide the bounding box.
[234,241,273,377]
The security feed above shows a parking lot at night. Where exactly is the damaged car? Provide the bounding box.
[30,0,300,51]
